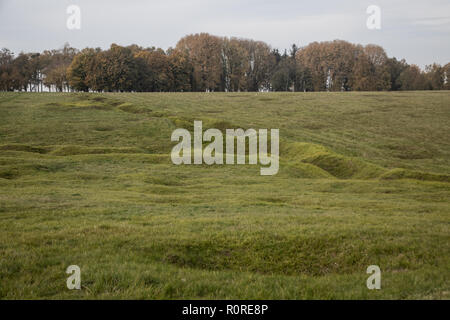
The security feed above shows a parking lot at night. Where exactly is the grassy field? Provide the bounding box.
[0,91,449,299]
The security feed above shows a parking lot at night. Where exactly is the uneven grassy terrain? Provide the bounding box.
[0,91,449,299]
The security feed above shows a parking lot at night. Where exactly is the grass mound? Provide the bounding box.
[380,168,450,183]
[51,145,145,156]
[282,141,386,179]
[0,144,49,154]
[118,103,152,114]
[281,141,449,182]
[282,161,334,178]
[45,94,121,111]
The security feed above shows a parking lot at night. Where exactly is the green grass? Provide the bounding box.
[0,91,449,299]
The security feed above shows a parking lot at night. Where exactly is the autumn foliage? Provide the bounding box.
[0,34,448,92]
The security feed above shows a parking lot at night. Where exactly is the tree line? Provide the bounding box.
[0,33,449,92]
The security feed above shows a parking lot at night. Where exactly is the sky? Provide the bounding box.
[0,0,449,68]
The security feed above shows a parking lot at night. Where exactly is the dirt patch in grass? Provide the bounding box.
[0,168,19,179]
[0,144,49,154]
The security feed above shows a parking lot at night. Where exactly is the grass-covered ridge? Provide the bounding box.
[0,91,449,299]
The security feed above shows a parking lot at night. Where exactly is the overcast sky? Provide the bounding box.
[0,0,449,68]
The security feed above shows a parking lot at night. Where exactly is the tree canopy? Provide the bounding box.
[0,35,448,92]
